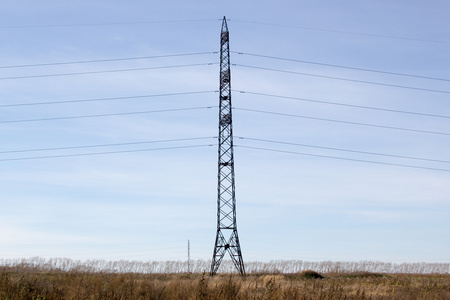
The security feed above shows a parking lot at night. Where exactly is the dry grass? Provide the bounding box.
[1,267,450,299]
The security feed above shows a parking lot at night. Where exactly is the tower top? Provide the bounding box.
[221,16,228,33]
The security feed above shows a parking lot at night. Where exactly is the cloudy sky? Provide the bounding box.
[1,1,449,266]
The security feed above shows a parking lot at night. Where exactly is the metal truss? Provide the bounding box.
[210,17,245,276]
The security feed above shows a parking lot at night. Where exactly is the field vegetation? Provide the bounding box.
[1,257,448,274]
[1,258,449,299]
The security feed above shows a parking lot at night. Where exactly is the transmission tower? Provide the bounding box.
[188,239,191,273]
[210,17,245,276]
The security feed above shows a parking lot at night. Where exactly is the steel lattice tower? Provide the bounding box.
[210,17,245,276]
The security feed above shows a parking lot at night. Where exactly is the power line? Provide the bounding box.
[0,62,217,80]
[230,19,450,45]
[3,17,447,45]
[232,52,450,82]
[0,137,216,154]
[0,246,189,258]
[0,144,214,162]
[235,145,450,173]
[14,135,446,172]
[236,136,450,164]
[234,90,450,119]
[233,107,450,136]
[0,91,217,108]
[0,106,216,124]
[234,64,450,95]
[0,52,216,69]
[0,19,219,29]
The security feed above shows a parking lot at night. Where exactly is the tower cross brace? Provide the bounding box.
[210,17,245,276]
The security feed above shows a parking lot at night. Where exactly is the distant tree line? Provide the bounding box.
[0,257,448,274]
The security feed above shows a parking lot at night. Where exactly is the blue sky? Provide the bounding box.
[1,1,449,266]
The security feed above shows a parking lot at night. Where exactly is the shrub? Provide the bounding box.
[299,270,324,279]
[343,271,386,279]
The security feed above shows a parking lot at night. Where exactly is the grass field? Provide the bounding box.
[1,266,450,299]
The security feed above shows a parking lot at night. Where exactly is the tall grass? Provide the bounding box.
[1,267,450,299]
[0,257,448,274]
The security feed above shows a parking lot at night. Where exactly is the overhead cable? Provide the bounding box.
[234,64,450,95]
[234,90,450,119]
[0,137,216,154]
[236,136,450,164]
[0,106,216,124]
[235,145,450,173]
[1,91,217,108]
[0,52,217,69]
[4,18,446,45]
[232,52,450,82]
[0,19,219,29]
[233,107,450,136]
[0,144,214,162]
[0,62,217,80]
[230,19,450,45]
